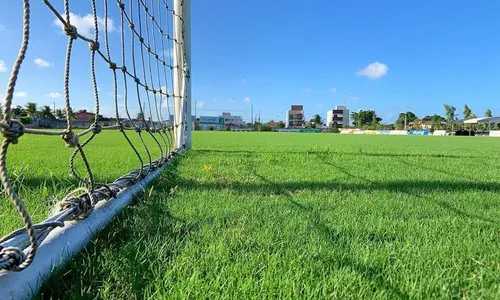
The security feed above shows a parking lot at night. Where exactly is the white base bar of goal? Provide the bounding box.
[0,148,184,300]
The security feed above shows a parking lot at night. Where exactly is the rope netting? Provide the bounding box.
[0,0,189,272]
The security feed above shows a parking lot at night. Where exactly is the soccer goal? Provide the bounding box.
[0,0,190,297]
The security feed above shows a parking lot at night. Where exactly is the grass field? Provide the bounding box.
[3,131,500,299]
[0,130,168,237]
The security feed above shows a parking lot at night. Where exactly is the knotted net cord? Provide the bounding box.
[0,0,189,271]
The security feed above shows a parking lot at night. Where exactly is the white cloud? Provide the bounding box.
[243,96,251,104]
[356,62,388,79]
[196,101,204,109]
[14,91,27,97]
[302,88,313,93]
[45,92,61,98]
[53,12,115,37]
[34,58,52,67]
[330,88,337,94]
[0,60,7,72]
[228,97,234,103]
[317,104,324,108]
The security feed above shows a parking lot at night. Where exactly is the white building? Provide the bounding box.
[326,105,349,128]
[220,112,244,127]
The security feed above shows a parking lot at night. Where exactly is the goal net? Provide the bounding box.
[0,0,190,279]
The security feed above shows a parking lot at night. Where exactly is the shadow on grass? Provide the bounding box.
[252,170,498,297]
[36,157,199,299]
[195,149,489,160]
[286,198,409,299]
[179,174,500,227]
[252,171,409,298]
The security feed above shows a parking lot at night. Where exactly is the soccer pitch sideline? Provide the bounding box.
[2,131,499,299]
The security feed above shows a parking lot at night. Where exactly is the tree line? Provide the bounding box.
[350,104,495,130]
[4,102,107,124]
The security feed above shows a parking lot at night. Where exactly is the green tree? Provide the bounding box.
[351,111,360,127]
[137,111,144,120]
[463,104,473,119]
[11,105,26,117]
[395,111,418,129]
[55,109,64,120]
[485,109,493,117]
[25,102,38,118]
[351,110,381,128]
[422,114,446,130]
[443,104,457,126]
[276,121,285,129]
[40,105,55,119]
[422,114,446,122]
[312,114,323,125]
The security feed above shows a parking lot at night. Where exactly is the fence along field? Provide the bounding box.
[0,0,190,297]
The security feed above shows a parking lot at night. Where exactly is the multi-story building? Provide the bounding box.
[326,105,349,128]
[221,112,244,128]
[285,105,305,128]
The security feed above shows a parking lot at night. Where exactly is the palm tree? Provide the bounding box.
[463,104,473,119]
[40,105,54,119]
[11,105,26,118]
[55,109,64,120]
[312,114,323,125]
[25,102,37,118]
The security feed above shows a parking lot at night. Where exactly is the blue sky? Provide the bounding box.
[1,1,500,123]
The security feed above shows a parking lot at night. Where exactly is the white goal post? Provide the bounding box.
[174,0,192,149]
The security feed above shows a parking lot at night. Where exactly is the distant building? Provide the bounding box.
[221,112,244,127]
[326,105,349,128]
[75,110,95,122]
[286,105,305,128]
[197,115,224,130]
[267,121,278,127]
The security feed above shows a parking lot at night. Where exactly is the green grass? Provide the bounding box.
[6,132,500,299]
[0,129,170,236]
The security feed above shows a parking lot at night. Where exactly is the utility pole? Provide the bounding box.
[194,100,197,118]
[258,110,261,131]
[404,113,407,131]
[53,102,56,116]
[251,104,253,124]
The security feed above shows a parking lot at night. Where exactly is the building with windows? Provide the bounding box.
[285,105,305,128]
[326,105,349,128]
[221,112,244,128]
